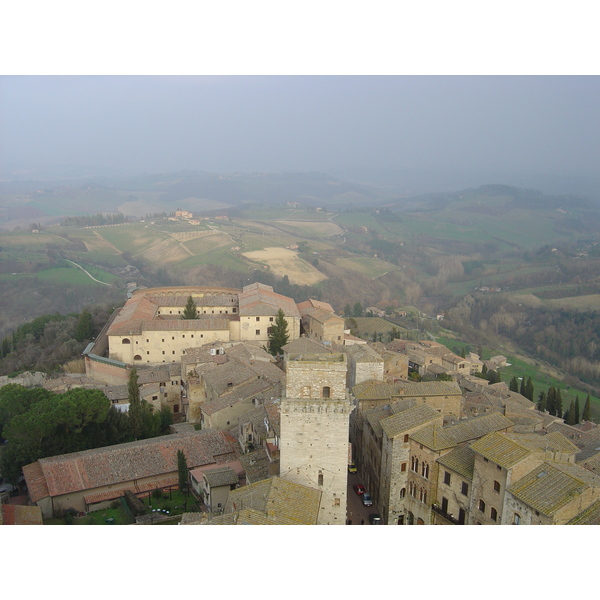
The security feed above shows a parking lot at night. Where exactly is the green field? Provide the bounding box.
[434,334,600,421]
[36,263,119,286]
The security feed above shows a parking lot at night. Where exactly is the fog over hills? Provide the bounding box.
[1,76,599,200]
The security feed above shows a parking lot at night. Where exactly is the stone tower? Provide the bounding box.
[280,352,353,525]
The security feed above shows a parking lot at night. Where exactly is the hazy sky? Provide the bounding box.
[1,75,599,191]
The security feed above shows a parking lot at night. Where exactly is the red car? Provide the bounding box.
[353,484,366,495]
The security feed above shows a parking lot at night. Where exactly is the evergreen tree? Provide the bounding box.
[525,377,534,401]
[537,391,547,412]
[556,388,563,420]
[74,309,94,342]
[344,304,352,317]
[519,377,526,396]
[509,376,519,392]
[128,368,143,440]
[181,296,198,319]
[461,347,466,359]
[564,400,576,425]
[353,302,363,317]
[547,386,557,416]
[575,396,580,424]
[267,308,289,357]
[177,449,190,510]
[482,364,488,375]
[582,395,591,421]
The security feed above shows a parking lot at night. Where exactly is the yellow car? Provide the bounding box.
[348,462,357,473]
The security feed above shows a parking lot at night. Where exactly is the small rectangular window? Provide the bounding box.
[461,482,469,496]
[256,317,260,322]
[401,463,407,472]
[443,471,451,485]
[494,481,501,493]
[256,330,260,335]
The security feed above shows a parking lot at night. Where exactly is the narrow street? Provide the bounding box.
[346,471,380,524]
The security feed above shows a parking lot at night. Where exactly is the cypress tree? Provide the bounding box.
[547,386,556,416]
[177,449,190,510]
[565,400,576,425]
[537,391,547,412]
[267,308,289,357]
[509,376,519,392]
[556,388,563,420]
[525,377,534,401]
[582,395,591,421]
[519,377,526,396]
[575,396,580,424]
[181,296,198,319]
[128,368,142,440]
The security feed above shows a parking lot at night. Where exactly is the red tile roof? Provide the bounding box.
[24,430,237,502]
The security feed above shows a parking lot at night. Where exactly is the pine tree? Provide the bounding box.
[537,391,547,412]
[267,308,289,357]
[181,296,198,319]
[582,395,591,421]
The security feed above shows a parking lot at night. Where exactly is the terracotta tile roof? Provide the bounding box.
[283,337,333,355]
[239,283,300,318]
[506,432,579,456]
[352,379,398,401]
[306,308,344,324]
[201,378,274,415]
[437,445,476,480]
[239,449,271,484]
[410,424,456,451]
[203,466,239,487]
[508,461,600,517]
[22,461,49,504]
[296,299,334,316]
[83,476,179,505]
[444,413,514,445]
[1,504,43,525]
[470,432,532,468]
[225,476,321,524]
[380,403,442,439]
[395,380,462,397]
[24,430,237,501]
[567,499,600,524]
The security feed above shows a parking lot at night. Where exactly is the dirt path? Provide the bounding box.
[64,259,112,286]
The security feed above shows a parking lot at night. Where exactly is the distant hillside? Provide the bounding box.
[0,171,387,230]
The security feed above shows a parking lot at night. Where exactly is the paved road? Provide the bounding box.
[346,471,380,525]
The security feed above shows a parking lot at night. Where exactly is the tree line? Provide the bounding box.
[0,376,172,484]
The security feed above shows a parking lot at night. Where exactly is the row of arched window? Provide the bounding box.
[410,456,429,479]
[406,482,428,504]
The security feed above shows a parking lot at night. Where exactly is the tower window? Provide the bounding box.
[323,386,331,398]
[318,472,323,486]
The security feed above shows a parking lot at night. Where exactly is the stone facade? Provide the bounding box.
[280,353,353,525]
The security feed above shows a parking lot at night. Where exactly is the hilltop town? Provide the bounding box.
[2,282,600,526]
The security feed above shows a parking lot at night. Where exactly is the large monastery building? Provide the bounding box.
[106,283,301,366]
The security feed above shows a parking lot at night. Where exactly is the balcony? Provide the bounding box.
[432,503,461,525]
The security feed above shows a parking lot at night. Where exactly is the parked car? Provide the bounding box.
[348,462,357,474]
[353,483,366,495]
[362,493,373,507]
[369,514,382,524]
